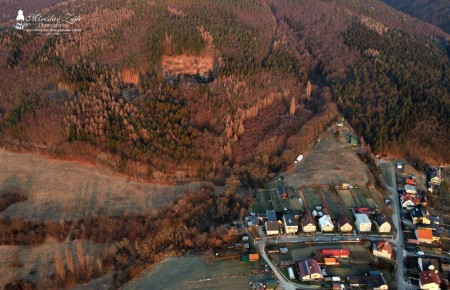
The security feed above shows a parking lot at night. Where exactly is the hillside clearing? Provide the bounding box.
[0,149,212,221]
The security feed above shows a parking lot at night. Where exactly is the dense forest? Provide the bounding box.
[0,0,449,189]
[381,0,450,34]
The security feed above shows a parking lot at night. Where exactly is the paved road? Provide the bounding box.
[379,160,417,290]
[256,238,298,290]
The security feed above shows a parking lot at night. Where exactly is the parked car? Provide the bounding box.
[416,251,425,256]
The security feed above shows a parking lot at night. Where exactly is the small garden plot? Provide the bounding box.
[252,190,273,213]
[269,189,282,212]
[353,188,370,207]
[337,190,357,208]
[302,187,323,211]
[320,188,342,219]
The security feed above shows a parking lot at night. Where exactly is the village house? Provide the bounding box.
[401,194,420,209]
[416,228,434,244]
[347,271,388,289]
[419,270,441,290]
[297,259,324,281]
[319,215,335,232]
[355,213,372,233]
[321,249,350,258]
[432,231,441,243]
[401,195,415,209]
[405,184,417,196]
[265,221,279,236]
[301,214,317,233]
[283,214,298,234]
[249,253,259,262]
[337,216,353,233]
[411,208,431,225]
[418,258,439,273]
[324,257,339,266]
[373,240,393,260]
[374,215,391,234]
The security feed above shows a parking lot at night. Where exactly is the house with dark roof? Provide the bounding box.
[418,258,439,273]
[347,271,388,289]
[374,215,391,234]
[265,221,279,236]
[297,259,323,281]
[301,214,317,233]
[419,270,441,290]
[283,214,298,234]
[337,216,353,233]
[411,208,430,225]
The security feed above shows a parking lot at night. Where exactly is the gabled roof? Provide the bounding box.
[265,221,279,232]
[284,214,297,226]
[354,213,371,223]
[301,214,316,227]
[322,249,350,257]
[348,275,385,288]
[337,216,352,227]
[416,228,433,240]
[375,215,389,226]
[419,258,439,272]
[419,270,441,286]
[374,240,392,254]
[298,259,322,278]
[319,215,334,229]
[406,179,416,185]
[411,207,427,218]
[249,253,259,261]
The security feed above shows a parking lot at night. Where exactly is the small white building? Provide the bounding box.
[355,214,372,233]
[319,215,335,232]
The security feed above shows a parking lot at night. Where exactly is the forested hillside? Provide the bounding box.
[0,0,449,188]
[381,0,450,34]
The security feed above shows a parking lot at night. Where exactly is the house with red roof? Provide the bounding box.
[297,259,323,281]
[419,270,441,290]
[321,249,350,258]
[373,240,392,260]
[416,228,433,244]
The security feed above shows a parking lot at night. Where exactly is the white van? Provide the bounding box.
[416,251,425,256]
